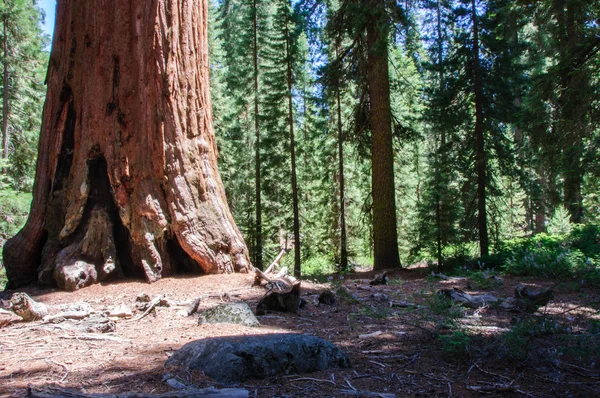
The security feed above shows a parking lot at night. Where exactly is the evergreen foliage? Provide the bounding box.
[2,0,600,278]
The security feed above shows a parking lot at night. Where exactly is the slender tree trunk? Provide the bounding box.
[283,6,301,277]
[3,0,250,290]
[252,0,262,270]
[555,0,584,223]
[336,77,348,272]
[365,0,401,270]
[472,0,488,257]
[434,0,445,271]
[2,14,9,163]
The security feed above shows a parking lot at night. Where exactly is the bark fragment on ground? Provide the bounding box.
[11,292,49,321]
[438,288,499,309]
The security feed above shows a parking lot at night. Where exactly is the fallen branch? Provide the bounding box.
[59,333,130,343]
[264,249,287,274]
[339,390,396,398]
[132,295,163,321]
[43,310,91,323]
[439,288,498,309]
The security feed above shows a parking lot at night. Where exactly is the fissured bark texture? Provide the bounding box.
[3,0,251,290]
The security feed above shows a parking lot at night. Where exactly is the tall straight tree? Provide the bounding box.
[3,0,251,290]
[364,0,401,269]
[252,0,263,270]
[471,0,489,257]
[280,0,301,277]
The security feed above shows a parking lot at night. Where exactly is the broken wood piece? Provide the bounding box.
[26,386,249,398]
[11,293,49,321]
[339,390,396,398]
[359,330,383,339]
[370,272,389,286]
[467,383,519,393]
[438,288,498,309]
[0,308,22,327]
[43,310,91,323]
[431,272,450,280]
[59,333,130,343]
[256,282,301,315]
[514,284,553,311]
[388,300,416,308]
[108,304,133,320]
[132,295,163,321]
[187,297,203,316]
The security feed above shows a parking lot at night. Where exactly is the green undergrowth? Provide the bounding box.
[436,223,600,286]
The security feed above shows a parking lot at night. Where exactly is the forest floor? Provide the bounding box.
[1,266,599,397]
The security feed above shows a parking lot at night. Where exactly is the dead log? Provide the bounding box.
[26,386,249,398]
[256,282,301,315]
[11,292,49,321]
[500,284,553,313]
[438,288,499,309]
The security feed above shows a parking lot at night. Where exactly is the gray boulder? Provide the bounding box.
[166,333,350,383]
[198,302,259,327]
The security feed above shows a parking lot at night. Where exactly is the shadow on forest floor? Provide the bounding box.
[1,270,599,397]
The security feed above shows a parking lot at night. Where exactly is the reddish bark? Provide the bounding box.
[365,0,401,270]
[3,0,251,290]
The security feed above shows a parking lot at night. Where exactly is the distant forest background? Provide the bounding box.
[1,0,599,281]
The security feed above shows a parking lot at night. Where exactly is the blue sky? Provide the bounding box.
[39,0,56,42]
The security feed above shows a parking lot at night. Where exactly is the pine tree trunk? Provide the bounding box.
[2,13,9,163]
[3,0,251,290]
[336,86,348,272]
[435,0,444,271]
[284,7,301,278]
[472,0,489,257]
[365,0,401,270]
[555,0,584,224]
[252,0,263,270]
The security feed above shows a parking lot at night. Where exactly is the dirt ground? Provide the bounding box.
[1,267,599,397]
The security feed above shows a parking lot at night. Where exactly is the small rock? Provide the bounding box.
[198,302,259,327]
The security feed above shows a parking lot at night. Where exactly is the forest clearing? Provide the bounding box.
[1,268,600,397]
[1,0,599,397]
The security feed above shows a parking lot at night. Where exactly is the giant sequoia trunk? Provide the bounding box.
[3,0,251,290]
